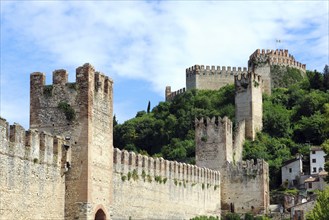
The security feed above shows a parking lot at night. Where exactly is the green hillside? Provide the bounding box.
[114,66,329,188]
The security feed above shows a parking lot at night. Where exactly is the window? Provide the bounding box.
[313,167,317,173]
[312,159,316,163]
[319,167,323,172]
[308,182,312,188]
[312,151,316,154]
[289,168,292,173]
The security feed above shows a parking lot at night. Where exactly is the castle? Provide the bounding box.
[166,49,306,101]
[1,61,270,219]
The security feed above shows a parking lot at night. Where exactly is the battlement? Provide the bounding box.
[165,86,186,101]
[186,65,248,78]
[234,72,262,92]
[113,148,220,185]
[226,159,268,177]
[195,116,233,135]
[249,49,306,71]
[0,117,68,167]
[31,63,113,96]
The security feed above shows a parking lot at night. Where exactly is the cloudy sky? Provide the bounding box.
[1,1,328,129]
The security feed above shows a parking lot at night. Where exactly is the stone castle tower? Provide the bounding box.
[30,63,114,219]
[235,73,263,140]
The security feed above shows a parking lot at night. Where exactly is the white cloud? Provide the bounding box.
[1,1,328,124]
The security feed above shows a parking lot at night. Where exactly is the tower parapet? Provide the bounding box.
[186,64,248,90]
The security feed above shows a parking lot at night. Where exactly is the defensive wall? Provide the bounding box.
[165,86,186,102]
[0,118,69,219]
[111,148,221,219]
[186,65,248,91]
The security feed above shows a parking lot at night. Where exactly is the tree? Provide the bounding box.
[306,187,329,220]
[309,70,323,90]
[147,101,151,113]
[323,65,329,90]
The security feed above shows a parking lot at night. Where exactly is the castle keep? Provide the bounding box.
[166,49,306,101]
[1,62,269,219]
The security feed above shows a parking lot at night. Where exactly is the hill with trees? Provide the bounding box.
[114,65,329,189]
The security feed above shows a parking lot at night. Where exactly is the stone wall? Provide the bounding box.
[0,118,67,219]
[165,86,186,101]
[111,148,221,219]
[186,65,248,90]
[221,159,270,215]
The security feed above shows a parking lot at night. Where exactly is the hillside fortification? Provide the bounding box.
[165,48,305,100]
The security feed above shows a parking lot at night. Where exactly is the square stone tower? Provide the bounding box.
[195,116,233,170]
[234,73,263,140]
[30,63,113,220]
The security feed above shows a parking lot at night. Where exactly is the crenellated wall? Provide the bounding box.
[165,86,186,101]
[186,65,248,91]
[0,118,69,219]
[111,148,221,219]
[248,49,306,73]
[221,159,270,215]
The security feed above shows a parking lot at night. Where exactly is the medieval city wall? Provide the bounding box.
[186,65,248,90]
[111,148,221,219]
[221,159,270,215]
[0,118,67,219]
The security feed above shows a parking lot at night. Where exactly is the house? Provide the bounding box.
[310,146,326,174]
[281,155,303,188]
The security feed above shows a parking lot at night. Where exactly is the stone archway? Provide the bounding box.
[94,209,106,220]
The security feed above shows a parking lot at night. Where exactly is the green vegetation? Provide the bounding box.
[306,187,329,220]
[114,84,235,163]
[58,101,76,121]
[114,66,329,189]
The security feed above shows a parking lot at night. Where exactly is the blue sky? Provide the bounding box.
[1,1,328,129]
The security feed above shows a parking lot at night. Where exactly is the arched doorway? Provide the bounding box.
[94,209,106,220]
